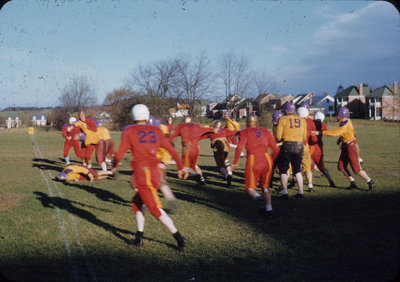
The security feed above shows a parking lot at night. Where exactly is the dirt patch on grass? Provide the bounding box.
[0,193,29,211]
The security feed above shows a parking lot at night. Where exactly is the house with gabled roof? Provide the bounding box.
[292,93,313,108]
[335,83,370,118]
[235,97,254,119]
[313,94,335,117]
[365,82,399,120]
[31,114,47,127]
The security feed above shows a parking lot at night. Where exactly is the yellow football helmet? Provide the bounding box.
[246,114,258,127]
[213,120,222,129]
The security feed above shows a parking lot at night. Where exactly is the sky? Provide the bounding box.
[0,0,399,108]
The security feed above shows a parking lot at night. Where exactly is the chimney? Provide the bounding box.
[359,83,363,96]
[310,91,315,105]
[394,81,398,96]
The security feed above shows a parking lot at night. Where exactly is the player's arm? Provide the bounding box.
[160,134,188,179]
[112,129,131,170]
[231,130,247,170]
[266,130,279,161]
[276,119,285,142]
[168,124,181,142]
[323,124,347,137]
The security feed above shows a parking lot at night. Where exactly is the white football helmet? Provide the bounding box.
[314,112,325,122]
[69,117,77,124]
[131,104,150,121]
[297,107,309,118]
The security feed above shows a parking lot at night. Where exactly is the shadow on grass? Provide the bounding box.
[62,182,130,207]
[34,191,134,242]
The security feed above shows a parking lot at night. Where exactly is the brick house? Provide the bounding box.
[334,83,370,118]
[365,82,399,120]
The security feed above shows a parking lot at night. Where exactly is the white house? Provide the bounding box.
[313,94,335,117]
[31,114,47,126]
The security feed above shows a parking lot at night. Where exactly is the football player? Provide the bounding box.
[112,104,189,251]
[312,107,376,190]
[276,102,307,199]
[169,116,214,185]
[62,117,81,166]
[56,164,113,182]
[203,119,237,186]
[309,112,336,187]
[231,114,279,219]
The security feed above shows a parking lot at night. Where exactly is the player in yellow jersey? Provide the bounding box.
[96,121,115,171]
[312,107,376,191]
[56,164,113,182]
[276,102,307,199]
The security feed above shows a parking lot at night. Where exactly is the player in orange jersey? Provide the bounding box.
[169,116,214,185]
[231,114,279,218]
[309,112,336,187]
[112,104,189,251]
[62,117,81,166]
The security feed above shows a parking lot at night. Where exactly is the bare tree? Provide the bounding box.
[174,53,213,117]
[103,87,143,130]
[216,51,253,102]
[58,76,97,113]
[252,71,278,95]
[126,58,180,119]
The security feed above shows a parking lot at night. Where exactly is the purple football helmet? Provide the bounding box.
[147,115,162,128]
[284,102,295,115]
[338,107,350,119]
[56,172,67,181]
[272,111,283,123]
[299,101,310,110]
[96,120,103,127]
[224,110,231,118]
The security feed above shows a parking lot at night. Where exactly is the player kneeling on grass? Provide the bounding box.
[112,104,189,251]
[231,114,279,219]
[56,164,114,182]
[312,107,376,191]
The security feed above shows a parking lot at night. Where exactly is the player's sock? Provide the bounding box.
[266,204,272,212]
[65,156,70,164]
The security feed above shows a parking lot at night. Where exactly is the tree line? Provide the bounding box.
[53,52,279,130]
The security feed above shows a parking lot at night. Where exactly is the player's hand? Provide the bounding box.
[311,131,319,136]
[178,169,189,180]
[276,142,283,147]
[231,164,238,171]
[336,138,341,145]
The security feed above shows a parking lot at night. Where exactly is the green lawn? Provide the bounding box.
[0,121,399,281]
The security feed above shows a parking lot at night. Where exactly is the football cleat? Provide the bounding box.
[368,180,376,191]
[293,193,304,198]
[226,175,232,187]
[173,232,187,251]
[166,199,179,214]
[308,187,315,193]
[130,234,143,247]
[266,210,276,219]
[278,194,289,200]
[288,179,296,189]
[329,181,337,188]
[348,181,358,190]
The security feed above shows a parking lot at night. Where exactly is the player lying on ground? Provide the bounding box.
[56,164,114,182]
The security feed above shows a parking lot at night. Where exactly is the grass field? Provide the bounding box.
[1,120,399,281]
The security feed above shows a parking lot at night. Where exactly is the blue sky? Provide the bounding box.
[0,0,399,108]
